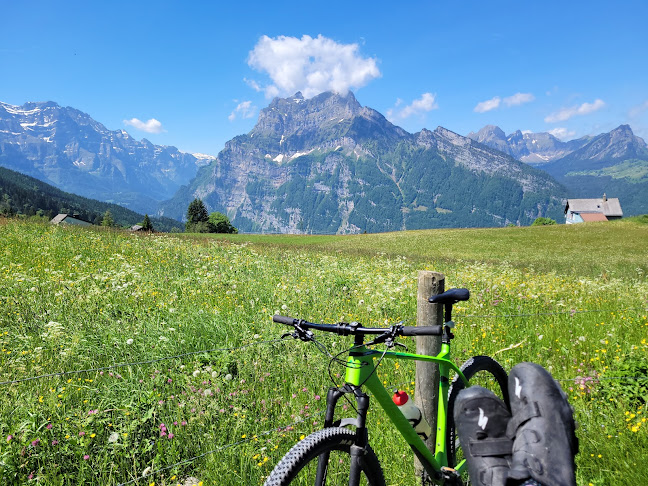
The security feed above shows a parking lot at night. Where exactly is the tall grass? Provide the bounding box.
[0,218,646,485]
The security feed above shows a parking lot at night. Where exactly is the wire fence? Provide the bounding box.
[2,307,646,484]
[0,338,287,386]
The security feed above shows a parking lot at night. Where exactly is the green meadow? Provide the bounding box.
[0,217,646,485]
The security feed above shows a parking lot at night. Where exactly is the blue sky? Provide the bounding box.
[2,0,647,155]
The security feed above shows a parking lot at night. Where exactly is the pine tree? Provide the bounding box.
[141,214,154,231]
[185,198,212,232]
[101,210,115,227]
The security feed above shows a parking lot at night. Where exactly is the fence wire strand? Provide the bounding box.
[459,307,648,319]
[0,338,287,386]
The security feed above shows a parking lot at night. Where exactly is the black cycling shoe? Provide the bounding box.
[454,386,513,486]
[506,362,578,486]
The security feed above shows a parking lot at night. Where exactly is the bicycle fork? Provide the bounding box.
[319,384,370,486]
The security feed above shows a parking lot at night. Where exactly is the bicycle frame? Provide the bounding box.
[329,341,470,483]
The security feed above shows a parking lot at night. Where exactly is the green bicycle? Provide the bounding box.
[264,288,509,486]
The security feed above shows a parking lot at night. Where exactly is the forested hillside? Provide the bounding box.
[0,166,183,231]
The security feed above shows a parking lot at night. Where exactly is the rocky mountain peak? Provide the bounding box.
[468,125,507,143]
[509,129,524,142]
[251,91,363,138]
[609,124,645,146]
[572,124,648,161]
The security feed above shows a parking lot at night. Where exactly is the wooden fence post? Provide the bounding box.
[414,271,444,478]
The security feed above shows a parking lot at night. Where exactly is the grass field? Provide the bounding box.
[0,217,646,485]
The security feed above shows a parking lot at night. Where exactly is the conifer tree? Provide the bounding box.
[185,198,212,232]
[141,214,154,231]
[101,210,115,227]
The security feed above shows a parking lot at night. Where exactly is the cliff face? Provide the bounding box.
[161,92,565,233]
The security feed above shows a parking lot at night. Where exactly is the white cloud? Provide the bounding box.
[247,35,381,99]
[474,92,535,113]
[503,92,535,107]
[629,100,648,118]
[544,99,605,123]
[244,77,262,92]
[474,96,501,113]
[123,118,165,134]
[388,93,439,121]
[548,127,576,140]
[228,100,256,121]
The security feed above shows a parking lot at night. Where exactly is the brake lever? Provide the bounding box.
[282,321,315,342]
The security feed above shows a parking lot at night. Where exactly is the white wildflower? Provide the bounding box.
[224,373,233,381]
[192,370,201,377]
[108,432,119,443]
[126,339,134,345]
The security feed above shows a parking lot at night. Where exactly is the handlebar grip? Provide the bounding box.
[400,325,443,336]
[273,315,297,325]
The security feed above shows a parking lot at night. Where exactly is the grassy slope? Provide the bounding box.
[1,218,646,485]
[211,219,648,279]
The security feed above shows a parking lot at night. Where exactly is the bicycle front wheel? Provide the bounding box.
[446,355,509,474]
[263,427,386,486]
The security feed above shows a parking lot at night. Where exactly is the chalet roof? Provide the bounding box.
[50,213,92,225]
[130,225,144,231]
[565,196,623,217]
[580,212,608,222]
[50,213,68,224]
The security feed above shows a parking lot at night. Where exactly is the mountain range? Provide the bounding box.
[0,101,210,214]
[160,91,565,233]
[468,124,648,216]
[467,125,592,164]
[1,94,646,233]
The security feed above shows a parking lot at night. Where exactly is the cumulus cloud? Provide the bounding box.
[247,34,381,99]
[474,97,501,113]
[123,118,165,134]
[548,127,577,140]
[544,99,605,123]
[387,93,438,121]
[503,92,535,107]
[228,100,256,121]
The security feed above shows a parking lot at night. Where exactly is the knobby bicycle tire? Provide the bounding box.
[264,427,386,486]
[446,355,509,475]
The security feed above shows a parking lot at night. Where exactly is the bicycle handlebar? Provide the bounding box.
[273,315,443,337]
